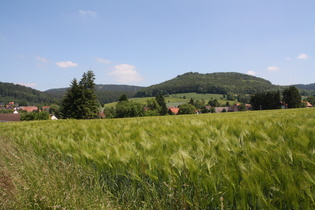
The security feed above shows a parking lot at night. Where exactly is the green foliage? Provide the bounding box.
[208,98,220,107]
[237,94,251,103]
[0,109,14,114]
[155,93,168,115]
[178,103,196,114]
[0,82,57,105]
[103,107,116,119]
[118,94,128,102]
[135,72,277,97]
[49,104,61,118]
[250,91,282,110]
[283,86,302,108]
[20,111,49,121]
[306,96,315,106]
[238,103,247,111]
[226,92,234,100]
[60,71,99,119]
[115,101,144,118]
[46,84,144,105]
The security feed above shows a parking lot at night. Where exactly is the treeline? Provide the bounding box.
[135,72,278,97]
[250,86,305,110]
[0,82,57,105]
[104,93,168,118]
[45,85,143,105]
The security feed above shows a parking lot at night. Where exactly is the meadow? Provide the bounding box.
[104,92,234,108]
[1,108,315,209]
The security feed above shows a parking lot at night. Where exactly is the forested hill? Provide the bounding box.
[0,82,57,105]
[135,72,279,97]
[294,83,315,91]
[45,84,144,104]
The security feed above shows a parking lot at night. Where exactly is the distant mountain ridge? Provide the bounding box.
[45,84,144,104]
[135,72,281,97]
[0,82,57,105]
[294,83,315,91]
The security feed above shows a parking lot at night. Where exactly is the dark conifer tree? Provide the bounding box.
[283,86,301,108]
[60,70,98,119]
[155,93,168,115]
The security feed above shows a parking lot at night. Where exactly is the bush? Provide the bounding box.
[178,103,196,114]
[21,112,49,121]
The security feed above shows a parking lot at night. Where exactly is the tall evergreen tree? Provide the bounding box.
[155,93,168,115]
[60,70,99,119]
[250,91,281,110]
[283,86,301,108]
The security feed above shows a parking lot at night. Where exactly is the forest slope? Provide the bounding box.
[135,72,280,97]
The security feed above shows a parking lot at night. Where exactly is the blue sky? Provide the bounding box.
[1,0,314,91]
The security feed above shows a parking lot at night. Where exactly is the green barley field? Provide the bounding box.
[1,109,315,209]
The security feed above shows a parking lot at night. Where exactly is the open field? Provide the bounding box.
[104,92,235,107]
[1,109,315,209]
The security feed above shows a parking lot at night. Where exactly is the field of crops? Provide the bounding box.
[1,108,315,209]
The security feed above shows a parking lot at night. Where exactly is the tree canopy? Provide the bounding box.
[283,86,301,108]
[135,72,278,97]
[60,71,99,119]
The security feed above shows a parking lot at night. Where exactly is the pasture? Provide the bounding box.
[1,108,315,209]
[104,92,234,108]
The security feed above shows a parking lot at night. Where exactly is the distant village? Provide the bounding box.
[1,99,313,122]
[0,101,56,122]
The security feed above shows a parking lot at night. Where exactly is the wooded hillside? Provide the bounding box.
[0,82,57,105]
[135,72,280,97]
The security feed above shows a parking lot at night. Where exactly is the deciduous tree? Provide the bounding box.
[283,86,301,108]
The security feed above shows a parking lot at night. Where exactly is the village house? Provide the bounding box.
[0,113,21,122]
[168,107,179,115]
[21,106,39,112]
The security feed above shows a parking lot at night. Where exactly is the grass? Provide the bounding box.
[104,92,235,107]
[1,108,315,208]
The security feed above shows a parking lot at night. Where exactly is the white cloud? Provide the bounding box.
[36,56,48,63]
[267,66,280,71]
[286,57,291,61]
[297,53,309,60]
[56,61,78,68]
[246,70,256,76]
[17,83,37,88]
[79,10,97,18]
[108,64,144,83]
[96,57,111,64]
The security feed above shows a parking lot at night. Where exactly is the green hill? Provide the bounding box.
[0,82,57,105]
[295,83,315,91]
[135,72,279,97]
[45,84,144,104]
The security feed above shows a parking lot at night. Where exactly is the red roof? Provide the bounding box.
[168,107,179,115]
[0,114,21,122]
[22,106,38,112]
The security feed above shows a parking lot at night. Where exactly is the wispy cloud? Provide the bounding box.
[96,57,111,64]
[17,83,37,88]
[267,66,280,71]
[297,53,309,60]
[36,56,48,63]
[246,70,256,76]
[79,10,98,18]
[56,61,78,68]
[108,64,144,83]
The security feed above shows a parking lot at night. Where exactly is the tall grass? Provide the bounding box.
[1,108,315,208]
